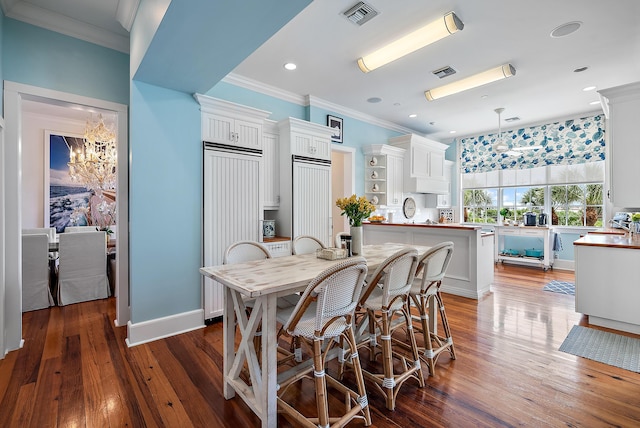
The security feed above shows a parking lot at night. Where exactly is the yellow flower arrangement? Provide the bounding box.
[336,194,376,227]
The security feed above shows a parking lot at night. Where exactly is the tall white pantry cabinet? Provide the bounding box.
[276,118,335,247]
[197,95,270,320]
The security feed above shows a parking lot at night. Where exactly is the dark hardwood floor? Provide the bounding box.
[2,263,640,427]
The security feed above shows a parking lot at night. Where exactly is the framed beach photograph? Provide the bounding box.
[327,115,343,143]
[44,130,92,232]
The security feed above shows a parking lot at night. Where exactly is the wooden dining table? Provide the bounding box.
[199,243,431,428]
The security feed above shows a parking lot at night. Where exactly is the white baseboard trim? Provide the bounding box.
[126,309,205,347]
[441,284,489,300]
[552,259,574,271]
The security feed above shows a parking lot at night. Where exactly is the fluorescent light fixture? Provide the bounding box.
[357,11,464,73]
[425,64,516,101]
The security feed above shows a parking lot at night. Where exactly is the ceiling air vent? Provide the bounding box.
[432,66,457,79]
[343,2,379,26]
[504,116,521,122]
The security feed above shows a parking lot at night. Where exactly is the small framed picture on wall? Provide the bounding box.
[327,115,343,143]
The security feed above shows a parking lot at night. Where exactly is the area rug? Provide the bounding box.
[559,325,640,373]
[543,280,575,295]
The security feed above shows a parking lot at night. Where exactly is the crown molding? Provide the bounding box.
[222,73,306,105]
[306,95,418,136]
[2,1,129,53]
[116,0,140,32]
[223,73,420,136]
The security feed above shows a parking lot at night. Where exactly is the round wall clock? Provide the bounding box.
[402,197,416,219]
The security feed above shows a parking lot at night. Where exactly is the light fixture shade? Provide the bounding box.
[358,11,463,73]
[425,64,516,101]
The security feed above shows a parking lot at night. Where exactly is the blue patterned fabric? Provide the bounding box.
[543,280,574,295]
[458,115,605,173]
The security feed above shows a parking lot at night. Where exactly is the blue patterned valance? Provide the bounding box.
[458,115,605,173]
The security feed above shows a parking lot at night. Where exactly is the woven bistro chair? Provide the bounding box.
[344,247,424,411]
[406,242,456,376]
[292,235,326,255]
[276,257,371,427]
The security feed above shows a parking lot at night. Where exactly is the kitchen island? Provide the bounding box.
[574,233,640,334]
[363,223,494,299]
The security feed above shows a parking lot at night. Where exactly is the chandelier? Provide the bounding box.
[68,114,117,191]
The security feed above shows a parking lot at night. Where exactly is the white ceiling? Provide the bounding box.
[6,0,640,141]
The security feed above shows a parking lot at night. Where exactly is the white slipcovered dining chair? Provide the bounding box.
[57,231,109,306]
[275,257,371,427]
[22,234,54,311]
[409,241,456,376]
[22,227,56,241]
[65,225,99,233]
[292,235,325,255]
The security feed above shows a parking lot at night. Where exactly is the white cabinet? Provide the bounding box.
[263,120,280,209]
[279,117,332,160]
[363,144,405,207]
[276,118,335,247]
[203,148,263,320]
[194,95,270,151]
[599,82,640,207]
[437,160,454,208]
[389,134,449,194]
[494,226,553,270]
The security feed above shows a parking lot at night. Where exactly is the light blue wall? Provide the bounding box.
[502,232,580,261]
[445,143,458,207]
[129,81,202,322]
[309,106,403,196]
[206,81,307,120]
[3,18,129,105]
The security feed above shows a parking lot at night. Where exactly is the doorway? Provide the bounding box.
[331,145,355,240]
[2,81,129,355]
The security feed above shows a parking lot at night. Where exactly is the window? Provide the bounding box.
[463,189,497,224]
[502,186,544,222]
[551,183,603,226]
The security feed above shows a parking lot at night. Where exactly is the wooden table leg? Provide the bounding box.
[260,293,278,428]
[223,286,236,399]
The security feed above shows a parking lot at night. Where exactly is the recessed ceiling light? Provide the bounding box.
[590,100,601,105]
[583,86,596,92]
[449,130,457,134]
[283,62,297,70]
[550,21,582,38]
[408,113,417,118]
[367,97,382,103]
[574,66,589,73]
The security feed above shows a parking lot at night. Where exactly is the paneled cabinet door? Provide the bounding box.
[202,112,263,151]
[387,155,404,206]
[263,131,280,209]
[291,132,331,160]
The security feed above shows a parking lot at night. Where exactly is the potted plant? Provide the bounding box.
[632,212,640,234]
[336,195,375,256]
[499,207,511,225]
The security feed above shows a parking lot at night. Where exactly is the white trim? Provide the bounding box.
[3,81,130,356]
[126,309,205,347]
[222,73,305,105]
[116,0,140,32]
[441,284,490,300]
[552,259,574,271]
[0,115,5,357]
[223,73,420,137]
[2,1,129,53]
[307,95,417,136]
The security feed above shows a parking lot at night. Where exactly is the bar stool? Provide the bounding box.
[276,257,371,427]
[345,248,424,411]
[408,241,456,376]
